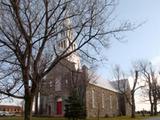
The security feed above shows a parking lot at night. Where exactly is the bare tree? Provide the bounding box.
[139,61,159,116]
[113,64,143,118]
[0,0,134,120]
[157,84,160,99]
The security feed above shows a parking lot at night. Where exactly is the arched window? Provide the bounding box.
[60,42,62,48]
[65,79,68,85]
[49,81,53,88]
[102,92,105,108]
[116,96,119,110]
[110,94,112,109]
[74,44,76,49]
[55,77,61,91]
[92,90,95,108]
[61,29,65,37]
[62,41,64,48]
[64,41,66,48]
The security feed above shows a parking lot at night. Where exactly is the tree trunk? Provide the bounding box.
[34,92,39,115]
[131,92,135,118]
[148,88,153,116]
[24,95,34,120]
[150,103,154,116]
[131,104,135,118]
[153,99,157,115]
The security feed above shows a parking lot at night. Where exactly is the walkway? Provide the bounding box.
[145,118,160,120]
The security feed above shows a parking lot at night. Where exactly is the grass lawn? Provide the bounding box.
[0,115,159,120]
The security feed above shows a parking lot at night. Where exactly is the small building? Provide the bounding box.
[0,105,22,115]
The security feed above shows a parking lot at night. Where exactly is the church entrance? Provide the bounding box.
[56,98,62,115]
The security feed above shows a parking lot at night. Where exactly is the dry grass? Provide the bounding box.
[0,115,159,120]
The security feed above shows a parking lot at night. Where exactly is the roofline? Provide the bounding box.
[0,105,22,108]
[88,82,120,93]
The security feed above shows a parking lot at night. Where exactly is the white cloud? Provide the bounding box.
[128,61,160,111]
[151,56,160,71]
[128,76,150,111]
[0,98,22,106]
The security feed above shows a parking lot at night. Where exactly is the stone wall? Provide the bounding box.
[86,84,119,118]
[39,59,86,116]
[39,59,76,116]
[124,88,131,116]
[39,60,131,117]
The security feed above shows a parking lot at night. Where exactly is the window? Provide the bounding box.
[65,79,68,84]
[61,30,65,37]
[110,95,112,109]
[116,96,119,110]
[102,92,105,108]
[64,41,66,48]
[61,41,64,48]
[55,77,61,91]
[68,30,71,38]
[49,81,53,88]
[71,44,74,50]
[60,42,62,48]
[92,90,95,108]
[62,41,65,48]
[74,44,76,49]
[58,42,61,47]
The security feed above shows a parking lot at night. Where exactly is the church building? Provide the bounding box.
[38,17,131,117]
[38,58,131,117]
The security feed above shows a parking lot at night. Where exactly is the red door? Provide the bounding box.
[56,101,62,115]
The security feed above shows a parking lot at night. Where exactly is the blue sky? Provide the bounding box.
[97,0,160,80]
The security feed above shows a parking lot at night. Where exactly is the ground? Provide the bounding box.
[0,115,160,120]
[145,118,160,120]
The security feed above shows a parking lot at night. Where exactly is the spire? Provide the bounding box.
[57,7,81,70]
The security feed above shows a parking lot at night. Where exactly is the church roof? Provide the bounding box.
[88,72,130,93]
[89,75,120,93]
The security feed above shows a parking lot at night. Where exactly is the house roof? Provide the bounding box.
[0,105,22,109]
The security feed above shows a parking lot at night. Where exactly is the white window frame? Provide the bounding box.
[110,95,112,109]
[102,92,105,108]
[55,77,61,91]
[116,96,119,110]
[92,90,95,108]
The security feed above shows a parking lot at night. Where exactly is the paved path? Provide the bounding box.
[145,118,160,120]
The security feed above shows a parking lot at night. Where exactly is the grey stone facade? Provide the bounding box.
[39,59,131,117]
[39,59,85,116]
[86,84,120,117]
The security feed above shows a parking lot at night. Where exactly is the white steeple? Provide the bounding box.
[57,16,81,70]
